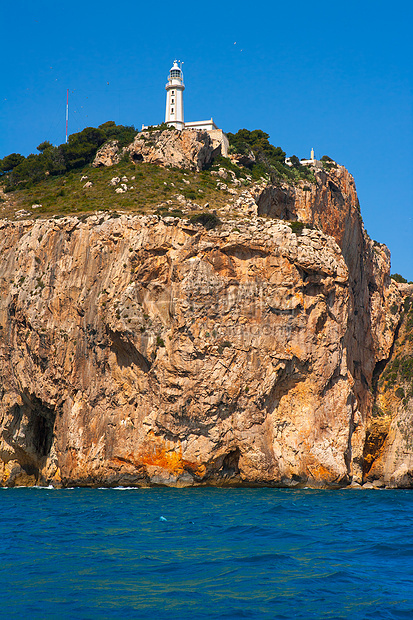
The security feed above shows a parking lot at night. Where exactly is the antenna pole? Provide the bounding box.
[65,89,69,143]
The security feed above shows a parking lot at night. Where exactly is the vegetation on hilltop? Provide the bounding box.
[0,123,329,222]
[391,273,410,284]
[0,157,248,220]
[144,122,175,133]
[227,129,286,165]
[0,124,320,198]
[0,122,138,192]
[320,155,338,171]
[227,128,316,184]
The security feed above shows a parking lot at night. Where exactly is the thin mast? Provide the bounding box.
[65,89,69,143]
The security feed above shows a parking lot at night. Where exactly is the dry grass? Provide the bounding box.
[0,159,252,221]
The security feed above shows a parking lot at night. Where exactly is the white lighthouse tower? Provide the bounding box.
[165,60,185,130]
[142,60,229,156]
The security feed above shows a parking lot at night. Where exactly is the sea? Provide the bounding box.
[1,487,412,620]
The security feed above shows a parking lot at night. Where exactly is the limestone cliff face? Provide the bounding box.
[93,129,217,171]
[253,166,402,482]
[0,163,404,488]
[364,285,413,487]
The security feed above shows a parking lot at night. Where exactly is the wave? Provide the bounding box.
[236,552,295,564]
[1,488,413,619]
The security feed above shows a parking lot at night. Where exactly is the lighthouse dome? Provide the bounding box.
[169,60,182,79]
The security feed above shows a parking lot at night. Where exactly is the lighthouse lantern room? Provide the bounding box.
[165,60,185,130]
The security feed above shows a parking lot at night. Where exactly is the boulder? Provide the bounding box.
[93,140,121,167]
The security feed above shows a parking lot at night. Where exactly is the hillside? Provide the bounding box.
[0,125,313,222]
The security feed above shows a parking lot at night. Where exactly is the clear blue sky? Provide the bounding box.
[1,0,412,279]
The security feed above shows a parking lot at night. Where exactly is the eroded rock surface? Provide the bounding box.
[253,165,402,481]
[0,214,355,487]
[365,285,413,487]
[93,140,122,167]
[0,161,407,488]
[93,129,218,172]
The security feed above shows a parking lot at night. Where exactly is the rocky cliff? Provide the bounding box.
[93,128,219,171]
[363,286,413,487]
[0,136,409,488]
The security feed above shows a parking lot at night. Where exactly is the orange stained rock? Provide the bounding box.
[112,436,203,477]
[0,163,405,489]
[306,463,338,483]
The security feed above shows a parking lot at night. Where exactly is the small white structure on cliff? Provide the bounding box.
[143,60,228,156]
[301,147,321,167]
[286,148,322,169]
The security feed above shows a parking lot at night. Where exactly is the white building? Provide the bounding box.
[300,147,319,166]
[184,119,218,131]
[142,60,229,156]
[286,148,322,169]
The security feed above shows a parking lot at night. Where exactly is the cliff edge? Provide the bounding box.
[0,130,408,487]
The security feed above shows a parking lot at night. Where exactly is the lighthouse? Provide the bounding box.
[165,60,185,130]
[142,60,229,156]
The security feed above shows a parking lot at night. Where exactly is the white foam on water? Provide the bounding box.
[96,486,142,490]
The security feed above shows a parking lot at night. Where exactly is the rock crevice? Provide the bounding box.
[0,163,408,488]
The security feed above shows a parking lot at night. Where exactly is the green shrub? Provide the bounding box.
[218,340,232,354]
[4,154,47,190]
[250,163,269,180]
[227,129,316,185]
[210,155,244,178]
[395,387,405,399]
[2,122,138,191]
[406,308,413,330]
[387,372,397,384]
[184,189,197,200]
[98,121,137,147]
[227,129,285,164]
[321,155,338,170]
[144,122,174,133]
[190,212,222,230]
[287,221,312,235]
[63,127,106,169]
[391,273,408,284]
[289,155,300,168]
[37,141,53,153]
[227,129,294,182]
[168,209,184,218]
[400,357,413,381]
[372,403,385,417]
[0,152,25,174]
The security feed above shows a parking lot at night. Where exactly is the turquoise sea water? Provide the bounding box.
[1,488,413,619]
